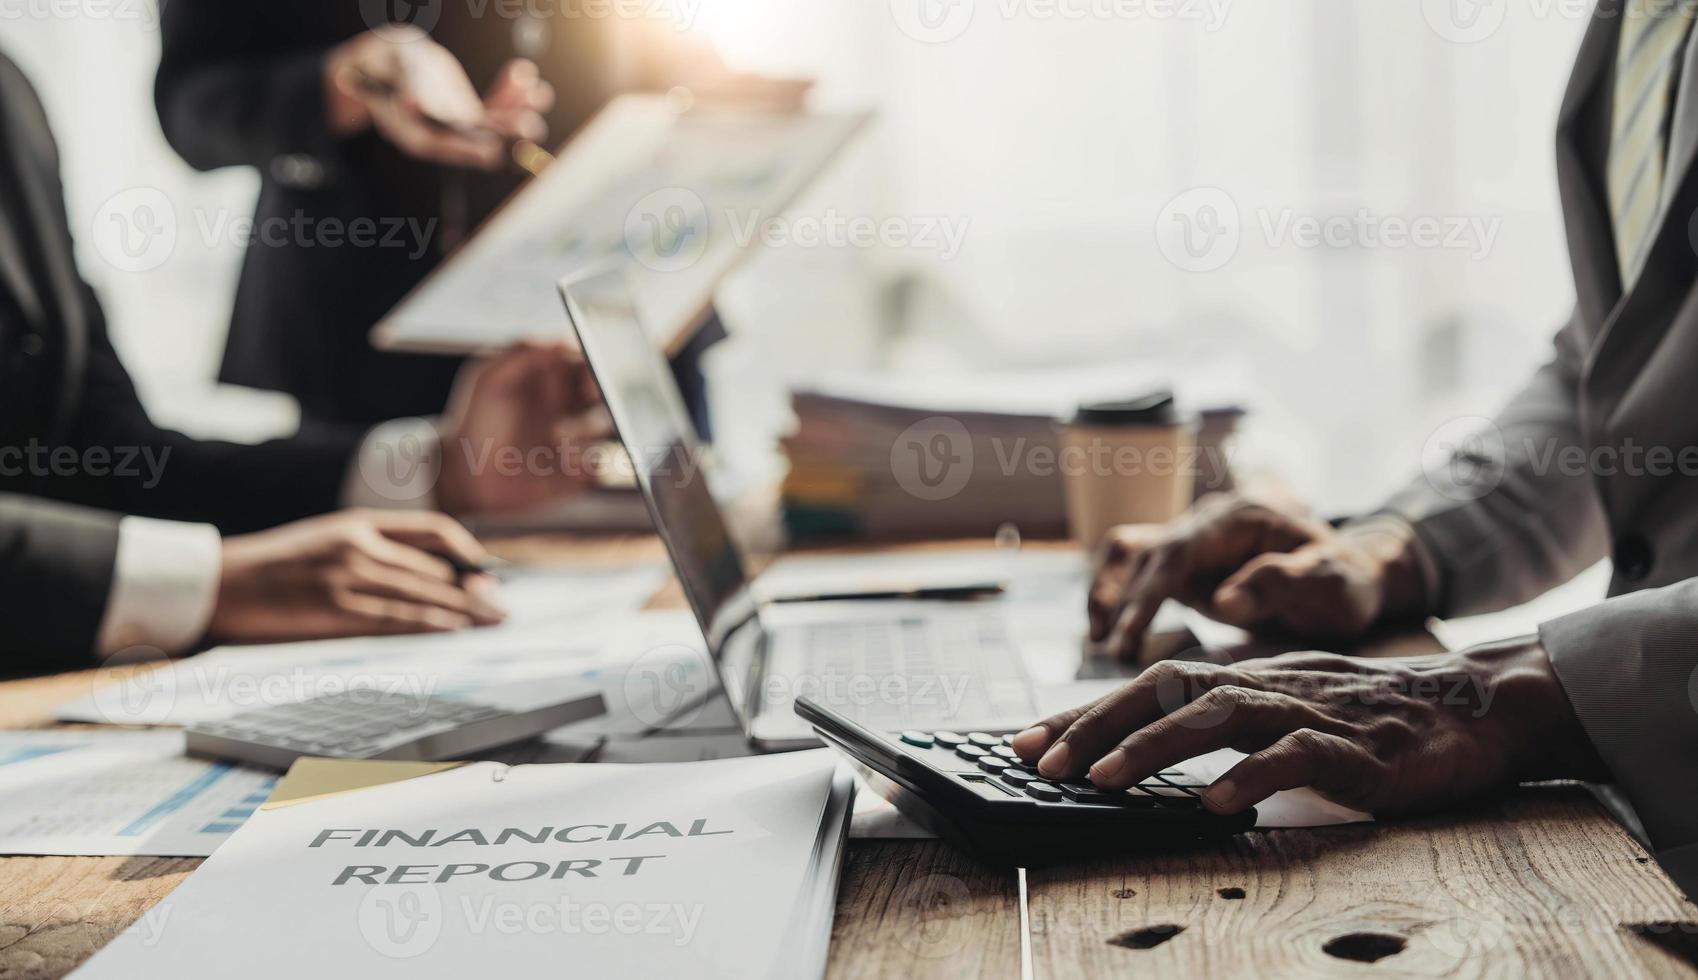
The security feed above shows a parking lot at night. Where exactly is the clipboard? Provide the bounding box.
[372,95,872,358]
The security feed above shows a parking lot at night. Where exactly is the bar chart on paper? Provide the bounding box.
[0,730,277,856]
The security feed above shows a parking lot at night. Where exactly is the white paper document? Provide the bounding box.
[374,96,870,355]
[57,563,666,727]
[72,753,854,980]
[0,730,277,856]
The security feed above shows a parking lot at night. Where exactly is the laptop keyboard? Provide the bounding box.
[782,613,1036,728]
[192,690,510,759]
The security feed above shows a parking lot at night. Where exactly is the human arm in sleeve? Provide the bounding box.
[153,0,344,174]
[1379,313,1611,617]
[0,494,121,668]
[1539,579,1698,881]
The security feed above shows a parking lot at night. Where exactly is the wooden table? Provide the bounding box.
[1,534,1693,979]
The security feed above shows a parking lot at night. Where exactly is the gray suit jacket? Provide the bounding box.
[1381,0,1698,892]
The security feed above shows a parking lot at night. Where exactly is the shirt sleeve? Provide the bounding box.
[342,417,442,511]
[95,517,223,657]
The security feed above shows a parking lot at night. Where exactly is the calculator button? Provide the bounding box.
[1001,733,1016,746]
[978,757,1011,773]
[966,732,1000,748]
[899,731,935,748]
[932,731,966,748]
[1000,770,1038,787]
[954,744,989,761]
[1155,772,1205,790]
[1024,782,1064,802]
[1059,781,1127,801]
[991,745,1018,760]
[1131,784,1197,807]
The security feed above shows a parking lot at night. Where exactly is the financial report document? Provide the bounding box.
[71,753,853,979]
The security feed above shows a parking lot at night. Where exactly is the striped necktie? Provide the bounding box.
[1608,0,1698,287]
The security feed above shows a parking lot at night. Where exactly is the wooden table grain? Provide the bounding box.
[1,534,1693,979]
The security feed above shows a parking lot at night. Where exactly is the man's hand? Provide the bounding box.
[325,26,553,170]
[1088,495,1429,661]
[1011,639,1607,818]
[206,511,507,644]
[434,342,610,517]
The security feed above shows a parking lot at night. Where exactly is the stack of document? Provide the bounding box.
[780,363,1246,541]
[782,387,1070,540]
[72,752,854,979]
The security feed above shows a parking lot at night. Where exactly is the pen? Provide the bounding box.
[433,553,511,580]
[340,67,555,175]
[765,582,1006,604]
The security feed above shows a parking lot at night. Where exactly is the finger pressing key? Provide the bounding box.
[1034,662,1235,781]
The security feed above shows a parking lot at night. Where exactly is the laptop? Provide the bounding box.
[560,263,1042,750]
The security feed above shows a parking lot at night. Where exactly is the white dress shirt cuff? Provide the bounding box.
[343,417,442,511]
[96,517,223,657]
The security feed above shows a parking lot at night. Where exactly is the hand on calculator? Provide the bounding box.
[1011,642,1606,818]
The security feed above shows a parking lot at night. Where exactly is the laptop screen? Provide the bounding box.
[559,266,764,715]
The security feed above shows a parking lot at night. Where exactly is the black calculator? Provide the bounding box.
[795,696,1256,861]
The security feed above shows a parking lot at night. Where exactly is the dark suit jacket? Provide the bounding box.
[154,0,620,426]
[1380,0,1698,892]
[0,52,361,667]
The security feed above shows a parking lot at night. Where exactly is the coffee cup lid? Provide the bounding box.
[1072,391,1181,426]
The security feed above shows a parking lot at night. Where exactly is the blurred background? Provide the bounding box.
[3,0,1587,516]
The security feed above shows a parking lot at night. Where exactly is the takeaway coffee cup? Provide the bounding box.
[1061,392,1197,550]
